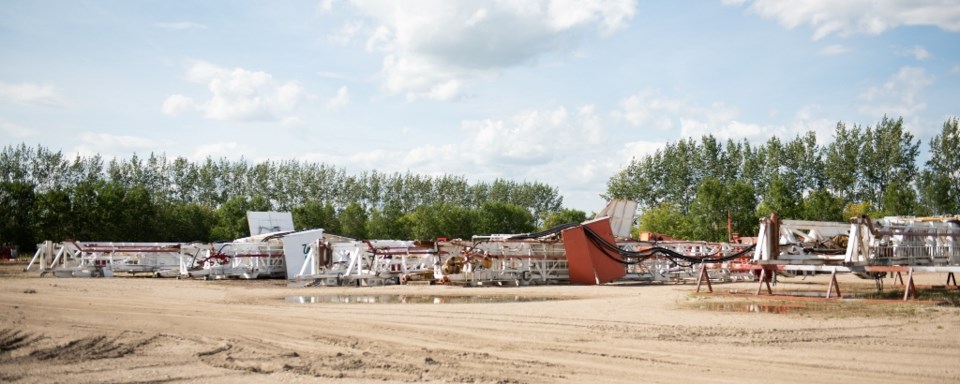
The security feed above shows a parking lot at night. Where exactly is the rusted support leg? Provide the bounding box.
[903,268,917,301]
[756,268,765,295]
[946,272,957,287]
[892,271,904,286]
[826,269,842,299]
[756,268,772,296]
[695,262,713,293]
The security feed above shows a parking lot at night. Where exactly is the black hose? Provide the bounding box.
[508,223,581,240]
[581,226,756,266]
[262,231,295,242]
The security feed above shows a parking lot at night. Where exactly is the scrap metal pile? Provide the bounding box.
[753,213,960,271]
[22,203,960,288]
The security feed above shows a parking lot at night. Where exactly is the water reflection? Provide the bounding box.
[698,302,804,314]
[285,295,558,304]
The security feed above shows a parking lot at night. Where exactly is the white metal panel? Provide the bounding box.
[595,200,638,238]
[246,211,295,236]
[282,229,325,279]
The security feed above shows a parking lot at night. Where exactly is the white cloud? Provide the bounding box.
[326,86,350,109]
[897,45,932,61]
[79,133,160,149]
[614,90,747,140]
[317,71,348,79]
[72,132,171,158]
[190,142,255,161]
[729,0,960,39]
[282,117,304,127]
[402,144,459,168]
[613,90,837,147]
[163,60,304,122]
[683,119,765,140]
[347,0,637,101]
[0,117,35,138]
[153,21,208,30]
[614,90,685,130]
[859,66,934,118]
[318,0,334,13]
[365,25,393,53]
[620,140,666,162]
[298,98,843,212]
[791,105,835,145]
[161,94,195,116]
[328,20,365,46]
[547,0,637,35]
[465,8,488,27]
[462,105,604,166]
[0,81,65,107]
[952,64,960,74]
[380,54,479,101]
[303,104,617,207]
[818,44,850,55]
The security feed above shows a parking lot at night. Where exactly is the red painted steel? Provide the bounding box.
[562,217,626,285]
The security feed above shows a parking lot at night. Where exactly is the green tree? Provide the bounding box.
[726,180,759,239]
[33,189,72,242]
[541,208,588,229]
[824,122,863,202]
[404,204,443,241]
[0,181,37,252]
[366,203,410,239]
[122,186,157,242]
[880,180,917,216]
[918,117,960,214]
[637,202,688,239]
[292,200,340,232]
[842,201,877,220]
[338,202,368,239]
[97,181,130,240]
[756,176,802,219]
[404,203,477,240]
[783,131,824,191]
[157,202,215,242]
[605,154,660,208]
[69,180,105,240]
[860,116,920,210]
[476,202,535,235]
[436,204,476,240]
[688,178,729,242]
[800,189,846,222]
[2,142,573,245]
[210,195,271,240]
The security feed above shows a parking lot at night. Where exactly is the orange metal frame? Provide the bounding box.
[562,217,626,285]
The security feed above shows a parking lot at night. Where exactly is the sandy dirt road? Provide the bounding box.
[1,266,958,384]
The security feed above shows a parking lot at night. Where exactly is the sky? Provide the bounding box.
[1,0,959,213]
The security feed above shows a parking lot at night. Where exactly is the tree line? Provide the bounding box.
[0,147,587,252]
[605,116,959,242]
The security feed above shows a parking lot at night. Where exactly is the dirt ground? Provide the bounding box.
[1,261,958,384]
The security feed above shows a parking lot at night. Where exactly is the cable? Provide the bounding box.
[580,225,756,266]
[507,222,581,240]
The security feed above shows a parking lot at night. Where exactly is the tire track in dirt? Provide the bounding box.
[0,329,43,354]
[27,333,160,362]
[188,332,563,383]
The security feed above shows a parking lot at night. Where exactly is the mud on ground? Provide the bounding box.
[1,262,958,383]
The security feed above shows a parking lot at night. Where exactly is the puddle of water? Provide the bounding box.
[697,302,805,315]
[732,290,872,299]
[285,295,559,304]
[777,291,830,298]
